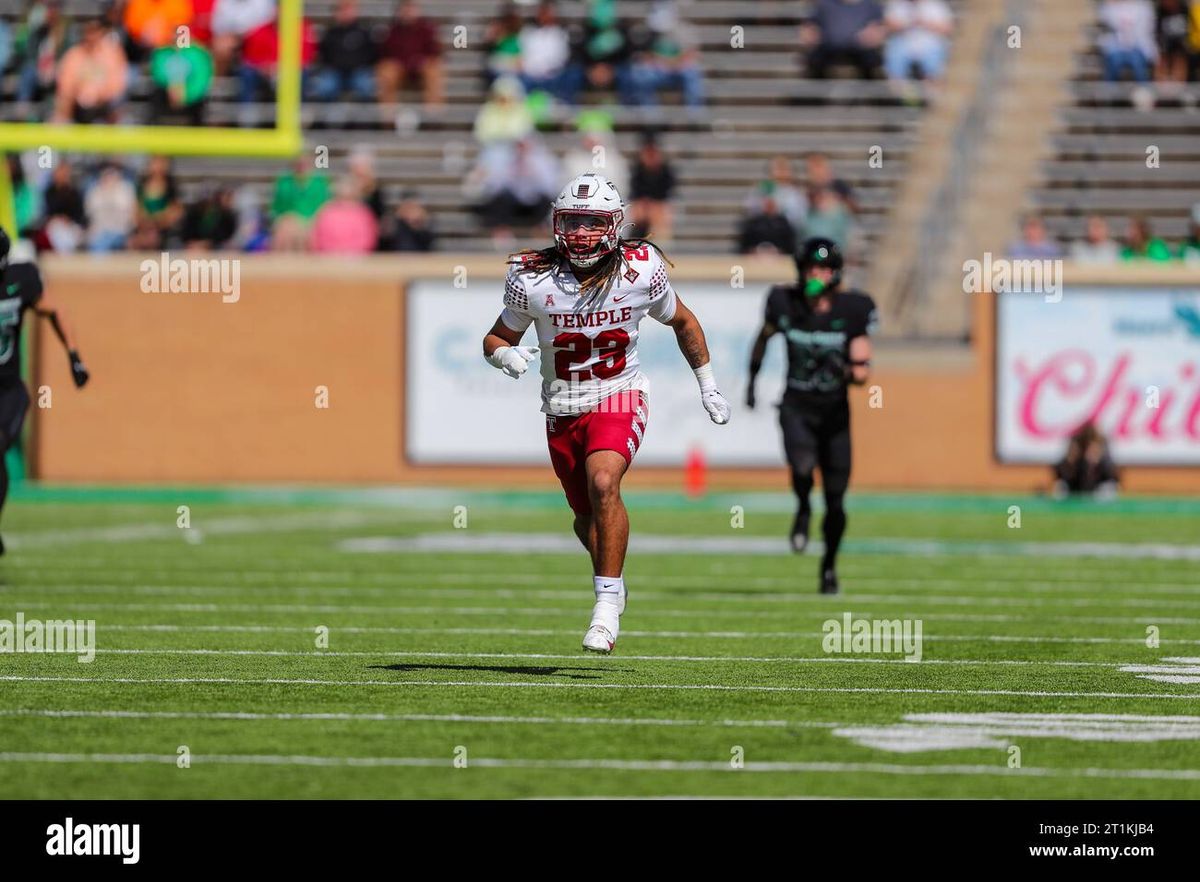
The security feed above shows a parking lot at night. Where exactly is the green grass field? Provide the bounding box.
[1,486,1198,799]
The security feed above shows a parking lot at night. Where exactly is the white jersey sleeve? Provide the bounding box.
[644,249,678,324]
[499,269,534,334]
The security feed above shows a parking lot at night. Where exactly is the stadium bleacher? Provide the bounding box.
[1032,1,1200,245]
[0,0,964,260]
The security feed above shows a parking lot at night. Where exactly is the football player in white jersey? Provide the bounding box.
[482,172,731,653]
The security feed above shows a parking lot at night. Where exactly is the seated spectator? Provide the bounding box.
[1121,215,1172,260]
[579,0,638,104]
[39,160,87,253]
[377,0,445,109]
[1190,0,1200,79]
[380,190,436,252]
[483,3,524,85]
[0,19,12,78]
[149,40,214,125]
[85,163,137,253]
[54,17,129,124]
[189,0,217,47]
[1097,0,1156,82]
[473,76,535,146]
[628,131,676,242]
[124,0,194,51]
[210,0,276,74]
[802,0,886,80]
[1052,421,1119,499]
[182,187,238,250]
[1156,0,1193,82]
[1008,214,1064,259]
[238,14,318,112]
[1181,203,1200,262]
[1069,215,1121,264]
[309,0,377,102]
[806,151,858,214]
[310,177,379,254]
[270,156,330,251]
[745,156,807,233]
[561,119,630,198]
[884,0,954,82]
[628,0,707,109]
[5,156,41,242]
[15,1,74,115]
[347,147,386,221]
[801,185,852,249]
[466,135,561,248]
[738,190,797,255]
[518,1,580,105]
[136,155,184,247]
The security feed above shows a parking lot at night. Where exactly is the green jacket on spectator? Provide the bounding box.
[1120,239,1173,262]
[271,171,331,220]
[150,44,214,106]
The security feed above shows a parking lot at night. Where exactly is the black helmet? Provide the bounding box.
[794,236,843,294]
[0,226,9,272]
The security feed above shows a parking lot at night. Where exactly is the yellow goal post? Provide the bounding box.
[0,0,305,235]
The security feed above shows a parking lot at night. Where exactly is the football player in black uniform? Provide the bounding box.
[746,238,876,594]
[0,227,90,554]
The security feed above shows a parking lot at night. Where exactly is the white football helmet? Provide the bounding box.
[552,173,625,268]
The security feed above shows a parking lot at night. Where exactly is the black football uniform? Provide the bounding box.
[763,283,877,567]
[0,262,43,449]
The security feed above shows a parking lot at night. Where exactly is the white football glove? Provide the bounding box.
[702,388,731,425]
[487,345,540,379]
[693,363,730,425]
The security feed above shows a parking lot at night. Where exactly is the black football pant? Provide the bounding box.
[779,399,851,568]
[0,381,30,522]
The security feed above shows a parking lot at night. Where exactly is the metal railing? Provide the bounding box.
[896,0,1031,338]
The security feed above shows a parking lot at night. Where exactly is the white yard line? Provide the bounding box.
[339,532,1200,562]
[5,511,404,549]
[6,595,1200,614]
[1,675,1193,700]
[0,751,1195,780]
[90,624,1200,644]
[0,708,836,729]
[12,579,1198,600]
[86,648,1129,667]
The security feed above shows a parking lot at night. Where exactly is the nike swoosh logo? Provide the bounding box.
[612,294,630,303]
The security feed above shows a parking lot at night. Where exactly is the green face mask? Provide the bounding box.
[804,277,827,298]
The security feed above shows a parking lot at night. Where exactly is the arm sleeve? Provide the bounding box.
[763,287,782,328]
[854,295,879,339]
[645,251,678,324]
[499,270,534,333]
[14,264,44,308]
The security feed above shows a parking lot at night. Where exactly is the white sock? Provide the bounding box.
[594,575,625,606]
[591,575,625,634]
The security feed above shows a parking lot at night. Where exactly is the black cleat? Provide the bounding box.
[789,510,810,554]
[820,566,839,595]
[0,533,5,556]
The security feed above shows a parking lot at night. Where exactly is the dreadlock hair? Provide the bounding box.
[507,237,675,299]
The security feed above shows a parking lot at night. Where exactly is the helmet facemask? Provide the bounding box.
[554,208,622,269]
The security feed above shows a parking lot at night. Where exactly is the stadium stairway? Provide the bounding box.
[871,0,1091,339]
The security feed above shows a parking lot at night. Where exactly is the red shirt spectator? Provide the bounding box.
[190,0,217,45]
[242,17,317,73]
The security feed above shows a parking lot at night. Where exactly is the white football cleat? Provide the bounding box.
[582,624,616,654]
[582,585,627,654]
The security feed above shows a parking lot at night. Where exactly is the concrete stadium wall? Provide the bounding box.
[30,254,1200,492]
